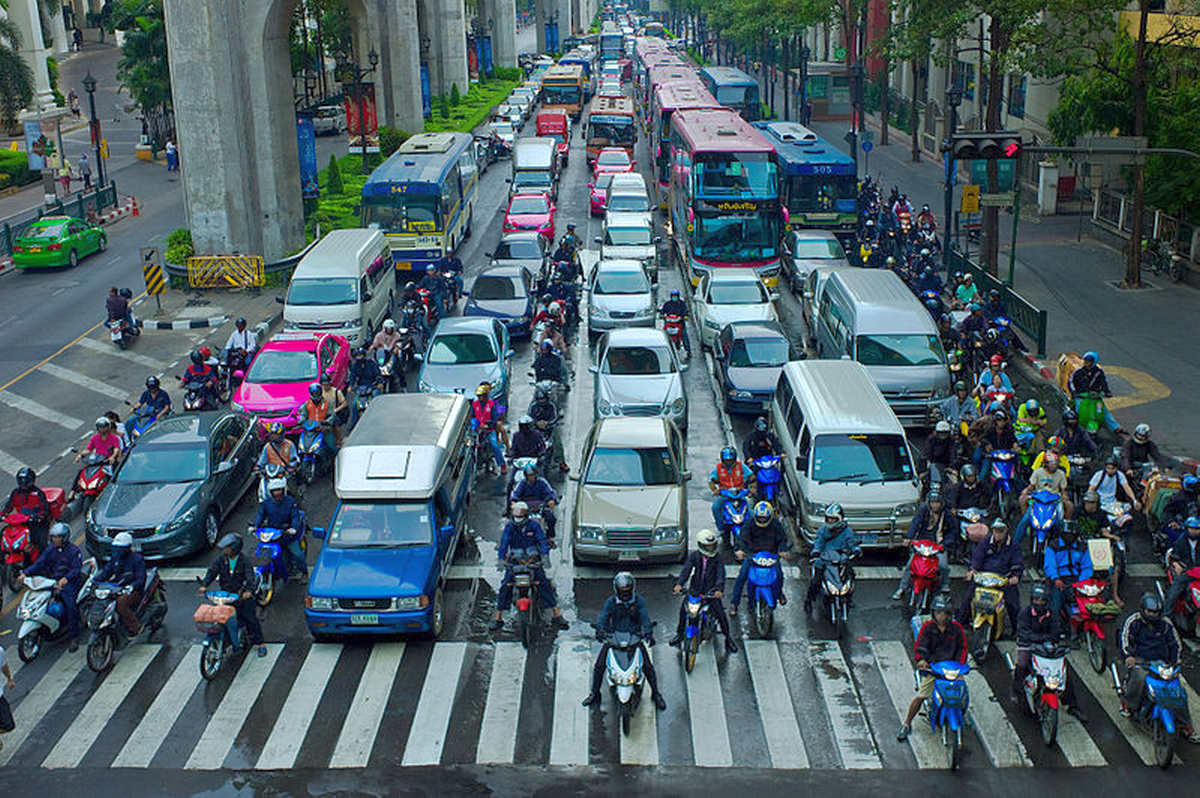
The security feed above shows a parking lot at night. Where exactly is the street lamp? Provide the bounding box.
[799,45,811,125]
[846,62,865,172]
[942,85,963,278]
[339,48,379,174]
[82,71,104,189]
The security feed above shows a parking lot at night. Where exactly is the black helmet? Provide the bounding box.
[217,532,243,556]
[755,416,767,432]
[1140,592,1163,616]
[145,376,159,390]
[16,466,35,489]
[613,571,635,604]
[308,383,323,400]
[1030,582,1050,607]
[931,593,953,615]
[235,317,247,327]
[190,349,203,366]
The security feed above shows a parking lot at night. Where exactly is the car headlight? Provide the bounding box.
[729,389,752,399]
[670,398,685,415]
[592,306,608,318]
[162,507,198,534]
[597,398,613,415]
[306,596,333,610]
[639,306,655,318]
[577,525,604,542]
[895,503,918,516]
[392,595,429,611]
[653,525,682,542]
[231,401,245,413]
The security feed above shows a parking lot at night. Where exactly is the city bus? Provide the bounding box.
[586,95,637,164]
[360,132,478,273]
[600,21,624,62]
[639,21,666,38]
[754,121,857,246]
[540,63,585,121]
[636,52,685,106]
[650,81,719,207]
[668,108,782,287]
[558,49,595,101]
[698,66,761,121]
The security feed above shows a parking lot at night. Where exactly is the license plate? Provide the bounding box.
[857,532,879,544]
[28,247,40,253]
[618,551,640,562]
[394,261,412,270]
[349,613,378,625]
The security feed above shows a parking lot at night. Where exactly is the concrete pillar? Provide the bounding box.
[45,2,70,56]
[377,0,424,133]
[490,0,516,68]
[555,0,570,41]
[9,0,56,109]
[418,0,468,97]
[533,0,547,53]
[163,0,303,261]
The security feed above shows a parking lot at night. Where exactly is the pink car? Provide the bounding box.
[592,147,634,179]
[231,331,351,431]
[504,192,556,241]
[589,173,615,216]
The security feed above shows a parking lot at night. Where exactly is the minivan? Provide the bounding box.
[305,393,473,639]
[770,360,920,549]
[510,137,559,199]
[281,229,394,347]
[812,269,951,427]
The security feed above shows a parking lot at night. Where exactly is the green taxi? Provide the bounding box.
[12,216,107,269]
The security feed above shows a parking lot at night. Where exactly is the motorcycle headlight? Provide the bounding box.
[306,595,333,610]
[577,525,604,542]
[729,389,752,399]
[231,401,245,413]
[670,398,685,415]
[653,525,681,543]
[162,507,198,534]
[941,667,961,680]
[1043,676,1061,690]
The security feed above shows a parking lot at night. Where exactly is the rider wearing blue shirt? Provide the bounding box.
[250,479,307,579]
[490,502,567,631]
[23,523,83,649]
[135,377,172,420]
[804,505,861,614]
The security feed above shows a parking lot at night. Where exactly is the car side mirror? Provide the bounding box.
[311,526,326,540]
[803,290,814,300]
[484,252,493,258]
[216,461,234,474]
[413,352,424,361]
[678,360,689,372]
[681,470,693,481]
[506,349,515,358]
[569,471,580,481]
[588,364,599,373]
[588,183,594,189]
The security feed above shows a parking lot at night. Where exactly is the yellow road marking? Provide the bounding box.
[1104,365,1171,411]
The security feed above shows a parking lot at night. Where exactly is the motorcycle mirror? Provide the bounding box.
[440,523,454,536]
[594,236,602,244]
[588,364,598,374]
[413,353,423,361]
[215,461,234,474]
[275,296,284,304]
[568,471,580,481]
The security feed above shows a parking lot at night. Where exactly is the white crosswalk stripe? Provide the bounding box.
[0,389,83,430]
[0,448,30,476]
[810,640,882,769]
[964,664,1032,767]
[0,647,85,767]
[76,335,166,369]
[870,640,948,769]
[112,645,203,768]
[475,642,527,764]
[549,641,593,766]
[684,644,732,766]
[255,643,342,770]
[620,643,660,765]
[185,644,284,770]
[37,362,131,401]
[744,640,809,769]
[329,642,405,768]
[402,642,468,766]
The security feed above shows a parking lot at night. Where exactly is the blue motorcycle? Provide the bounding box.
[906,623,972,770]
[1112,659,1187,769]
[195,588,246,681]
[680,590,719,673]
[252,522,306,607]
[989,449,1019,522]
[126,405,158,442]
[751,456,782,503]
[717,488,750,549]
[1026,489,1063,558]
[297,419,334,486]
[746,550,781,638]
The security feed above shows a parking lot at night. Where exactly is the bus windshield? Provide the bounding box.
[588,118,635,145]
[542,83,582,106]
[693,214,780,261]
[695,153,777,196]
[362,194,441,234]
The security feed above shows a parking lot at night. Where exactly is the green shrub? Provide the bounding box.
[439,93,451,119]
[493,66,522,82]
[450,83,461,107]
[0,150,36,189]
[326,152,344,194]
[378,126,410,157]
[165,228,194,263]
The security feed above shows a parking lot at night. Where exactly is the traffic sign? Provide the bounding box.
[141,246,165,301]
[980,192,1015,207]
[960,184,980,214]
[861,141,873,153]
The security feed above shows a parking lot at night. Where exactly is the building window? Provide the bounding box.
[953,61,975,101]
[1008,74,1026,119]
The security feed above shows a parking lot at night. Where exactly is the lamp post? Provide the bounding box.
[799,44,811,125]
[82,71,104,189]
[942,85,963,279]
[846,62,865,173]
[340,48,379,174]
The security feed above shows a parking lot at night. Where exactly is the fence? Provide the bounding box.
[1092,187,1200,264]
[947,246,1049,357]
[0,183,119,258]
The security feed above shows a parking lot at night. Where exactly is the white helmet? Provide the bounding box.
[383,319,396,331]
[112,531,133,549]
[267,477,287,495]
[696,528,718,556]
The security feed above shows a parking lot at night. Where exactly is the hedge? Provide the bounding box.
[424,78,520,135]
[0,149,40,190]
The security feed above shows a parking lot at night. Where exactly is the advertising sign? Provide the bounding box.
[296,115,319,199]
[343,82,380,154]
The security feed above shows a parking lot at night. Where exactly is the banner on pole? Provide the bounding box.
[343,82,380,154]
[296,115,319,199]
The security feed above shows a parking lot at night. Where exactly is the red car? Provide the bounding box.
[231,332,351,431]
[589,173,615,216]
[504,192,556,241]
[592,147,634,179]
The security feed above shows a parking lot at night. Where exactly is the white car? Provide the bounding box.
[597,210,660,282]
[693,268,778,349]
[598,80,623,97]
[311,104,346,135]
[587,259,656,334]
[495,103,524,130]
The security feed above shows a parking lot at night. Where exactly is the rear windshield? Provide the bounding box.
[708,281,767,305]
[811,434,912,484]
[607,193,650,212]
[585,446,677,485]
[471,275,524,300]
[494,239,542,260]
[793,239,844,259]
[728,337,788,367]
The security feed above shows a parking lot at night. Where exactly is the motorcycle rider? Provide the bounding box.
[3,468,52,554]
[1118,593,1200,742]
[708,446,755,528]
[370,318,403,359]
[1160,474,1200,548]
[1043,526,1092,616]
[729,502,791,614]
[969,408,1017,475]
[670,528,737,653]
[1068,352,1122,434]
[955,273,981,306]
[981,288,1007,320]
[547,272,578,327]
[76,416,123,467]
[1054,409,1099,459]
[250,478,307,581]
[105,285,134,331]
[418,263,448,317]
[974,354,1014,395]
[21,522,83,651]
[222,317,258,368]
[1163,516,1200,617]
[471,383,509,475]
[1016,398,1048,440]
[198,533,267,658]
[924,420,959,488]
[1014,452,1072,546]
[318,373,349,446]
[949,463,996,518]
[134,376,172,422]
[528,387,567,471]
[897,593,968,741]
[560,223,582,255]
[1074,489,1126,603]
[890,491,953,600]
[348,346,386,420]
[533,338,569,386]
[1012,582,1088,722]
[437,251,464,297]
[95,532,146,637]
[1119,423,1170,485]
[804,504,861,615]
[582,572,667,711]
[255,421,299,477]
[1088,455,1142,513]
[179,349,218,408]
[296,383,337,453]
[742,416,780,462]
[937,380,979,433]
[510,463,558,541]
[960,519,1023,625]
[531,299,567,351]
[658,289,691,356]
[489,501,568,632]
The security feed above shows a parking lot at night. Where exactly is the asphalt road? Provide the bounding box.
[2,61,1199,792]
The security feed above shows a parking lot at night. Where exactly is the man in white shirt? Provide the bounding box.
[0,645,15,750]
[223,318,257,365]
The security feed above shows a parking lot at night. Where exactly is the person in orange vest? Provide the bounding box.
[296,383,337,452]
[708,446,755,529]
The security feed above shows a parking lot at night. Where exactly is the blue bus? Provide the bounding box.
[698,66,760,121]
[754,121,857,244]
[361,132,479,274]
[600,21,624,62]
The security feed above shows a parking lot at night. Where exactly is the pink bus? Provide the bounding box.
[650,81,719,208]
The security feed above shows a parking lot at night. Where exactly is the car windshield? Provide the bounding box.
[595,269,649,294]
[428,333,497,365]
[855,334,946,367]
[602,345,674,374]
[604,226,651,246]
[327,502,432,548]
[597,150,631,167]
[811,434,912,484]
[728,337,788,367]
[707,280,766,305]
[585,446,678,485]
[245,349,318,384]
[287,277,357,306]
[509,196,550,215]
[118,443,207,484]
[607,193,650,212]
[27,223,67,240]
[793,239,845,259]
[471,275,524,301]
[493,239,542,260]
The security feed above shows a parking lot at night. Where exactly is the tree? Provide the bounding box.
[111,0,174,149]
[0,17,34,134]
[325,152,344,193]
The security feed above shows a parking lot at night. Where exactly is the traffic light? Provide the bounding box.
[948,131,1022,160]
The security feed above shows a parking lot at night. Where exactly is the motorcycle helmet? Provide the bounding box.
[1133,423,1151,443]
[199,346,212,360]
[824,503,844,524]
[669,289,680,299]
[319,371,333,385]
[935,420,950,434]
[95,416,111,430]
[755,416,768,432]
[953,380,967,393]
[928,491,943,506]
[921,248,931,257]
[403,281,416,293]
[1183,475,1200,492]
[15,467,35,489]
[931,593,953,617]
[885,256,896,266]
[989,354,1004,367]
[1047,435,1064,451]
[425,264,436,274]
[522,462,538,478]
[510,501,528,526]
[518,414,533,429]
[720,446,736,463]
[752,501,773,526]
[1140,592,1163,617]
[925,299,940,313]
[265,421,284,438]
[476,382,491,397]
[190,349,203,366]
[534,387,549,402]
[541,338,554,350]
[48,522,70,542]
[1030,582,1050,609]
[308,383,323,400]
[1082,490,1100,505]
[985,328,999,342]
[217,532,243,556]
[567,223,576,232]
[549,301,562,313]
[112,531,133,550]
[1024,399,1040,414]
[959,464,976,482]
[1062,409,1078,423]
[145,376,159,390]
[1083,351,1098,364]
[540,293,553,305]
[1186,516,1200,535]
[267,477,287,497]
[383,319,397,332]
[1106,455,1120,468]
[613,571,636,604]
[696,528,719,556]
[990,518,1008,534]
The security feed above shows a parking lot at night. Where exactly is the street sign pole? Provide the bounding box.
[1007,154,1021,287]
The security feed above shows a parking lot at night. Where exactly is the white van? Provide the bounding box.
[770,360,920,549]
[282,229,394,347]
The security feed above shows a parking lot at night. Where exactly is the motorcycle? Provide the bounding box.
[716,488,750,550]
[1008,639,1069,747]
[529,373,567,413]
[1066,577,1119,673]
[679,590,720,673]
[297,419,334,486]
[1074,391,1107,435]
[506,548,543,648]
[86,570,168,673]
[4,514,41,593]
[746,551,781,638]
[989,450,1019,522]
[903,621,972,771]
[251,523,306,606]
[125,404,159,442]
[16,558,97,662]
[1163,563,1200,638]
[814,549,858,638]
[473,425,503,479]
[955,507,989,562]
[255,462,297,503]
[596,626,652,736]
[904,539,943,613]
[1026,489,1063,559]
[969,571,1009,662]
[1111,659,1187,769]
[67,452,113,515]
[194,588,246,680]
[218,350,249,403]
[661,313,689,362]
[751,455,782,503]
[107,312,141,350]
[181,375,217,412]
[416,287,441,327]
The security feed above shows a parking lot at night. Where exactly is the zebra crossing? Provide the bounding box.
[1,633,1196,772]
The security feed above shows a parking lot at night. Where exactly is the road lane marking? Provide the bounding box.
[0,447,29,476]
[964,663,1032,766]
[745,640,809,768]
[1103,365,1170,411]
[810,640,881,769]
[0,647,85,766]
[255,643,342,770]
[329,642,405,768]
[38,361,131,401]
[684,644,733,766]
[870,640,948,769]
[475,642,527,764]
[42,643,161,768]
[402,641,468,766]
[619,643,660,765]
[549,641,592,765]
[76,335,165,369]
[0,390,83,430]
[184,643,283,769]
[112,645,203,767]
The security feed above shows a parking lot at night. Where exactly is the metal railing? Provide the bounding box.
[0,183,119,258]
[947,246,1049,357]
[1092,187,1199,264]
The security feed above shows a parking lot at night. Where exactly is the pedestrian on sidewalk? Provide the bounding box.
[79,153,92,189]
[68,89,80,119]
[165,138,178,172]
[58,162,71,195]
[72,27,83,52]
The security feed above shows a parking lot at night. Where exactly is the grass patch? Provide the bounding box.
[424,79,520,135]
[306,154,374,241]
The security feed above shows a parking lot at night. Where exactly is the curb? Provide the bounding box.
[144,315,228,330]
[98,197,136,225]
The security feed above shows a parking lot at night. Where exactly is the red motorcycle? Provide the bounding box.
[68,452,113,514]
[1066,577,1119,673]
[2,486,65,592]
[1166,564,1200,640]
[662,314,688,362]
[906,539,943,612]
[416,287,440,326]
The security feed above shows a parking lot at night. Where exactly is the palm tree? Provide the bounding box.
[0,16,35,134]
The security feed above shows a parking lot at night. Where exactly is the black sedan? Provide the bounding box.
[85,411,260,560]
[713,320,799,414]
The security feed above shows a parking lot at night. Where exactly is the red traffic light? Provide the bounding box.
[1003,142,1020,157]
